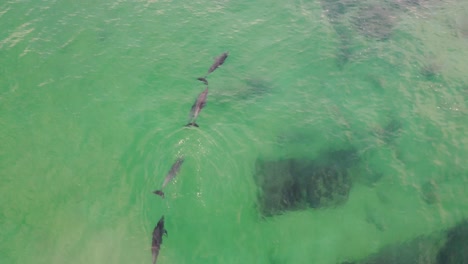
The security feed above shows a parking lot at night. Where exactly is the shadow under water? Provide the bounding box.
[254,148,359,217]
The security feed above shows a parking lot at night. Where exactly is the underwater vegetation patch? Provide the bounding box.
[340,220,468,264]
[254,148,359,216]
[372,117,403,145]
[436,220,468,264]
[320,0,357,21]
[420,59,443,80]
[352,4,397,40]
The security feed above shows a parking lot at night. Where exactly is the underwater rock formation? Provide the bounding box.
[352,4,397,40]
[373,118,403,144]
[385,0,430,12]
[436,220,468,264]
[320,0,356,21]
[340,235,441,264]
[254,148,359,216]
[319,0,357,68]
[240,78,272,100]
[255,159,304,216]
[421,180,440,205]
[334,24,355,69]
[339,220,468,264]
[420,59,442,80]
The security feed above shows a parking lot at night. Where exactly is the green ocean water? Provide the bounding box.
[1,0,467,263]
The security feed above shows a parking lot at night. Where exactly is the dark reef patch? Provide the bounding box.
[420,59,442,80]
[373,117,403,145]
[339,220,468,264]
[254,148,359,216]
[226,78,272,102]
[352,4,397,40]
[385,0,430,12]
[436,220,468,264]
[242,78,272,98]
[421,180,440,204]
[319,0,357,68]
[320,0,356,21]
[340,235,441,264]
[334,24,355,69]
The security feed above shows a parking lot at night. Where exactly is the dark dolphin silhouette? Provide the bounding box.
[185,87,208,127]
[197,51,229,84]
[151,216,167,264]
[153,157,185,198]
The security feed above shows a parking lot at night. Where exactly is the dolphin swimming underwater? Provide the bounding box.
[185,87,208,127]
[197,51,229,84]
[151,216,167,264]
[153,157,185,198]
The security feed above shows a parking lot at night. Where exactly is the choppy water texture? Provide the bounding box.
[1,0,467,263]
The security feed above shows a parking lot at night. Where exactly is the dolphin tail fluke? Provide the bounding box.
[185,122,199,128]
[152,249,159,264]
[153,190,165,198]
[197,77,208,85]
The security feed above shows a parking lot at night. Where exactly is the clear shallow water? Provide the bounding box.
[1,0,467,263]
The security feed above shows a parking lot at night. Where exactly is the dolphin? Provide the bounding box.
[151,216,167,264]
[197,51,229,84]
[153,157,185,198]
[185,87,208,127]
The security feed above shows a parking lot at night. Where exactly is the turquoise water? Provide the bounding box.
[1,0,467,263]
